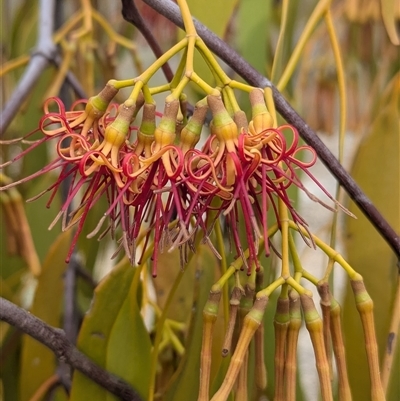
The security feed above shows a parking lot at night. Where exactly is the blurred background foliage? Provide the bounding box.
[0,0,399,400]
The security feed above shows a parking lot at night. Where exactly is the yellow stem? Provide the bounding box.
[271,0,289,83]
[324,8,346,162]
[224,86,241,114]
[235,350,249,401]
[190,71,218,95]
[211,296,268,401]
[255,322,267,390]
[301,269,320,286]
[212,265,237,292]
[288,232,303,275]
[71,0,92,40]
[351,279,386,401]
[141,84,154,104]
[257,277,286,298]
[381,274,400,394]
[301,295,333,401]
[286,276,312,296]
[288,221,359,278]
[43,40,75,100]
[177,0,197,36]
[195,38,231,85]
[186,35,196,75]
[148,269,187,401]
[285,291,302,401]
[274,292,290,401]
[198,290,221,401]
[165,324,185,356]
[92,9,136,50]
[330,298,353,401]
[0,55,30,77]
[325,6,347,266]
[9,188,41,276]
[317,282,333,381]
[53,11,82,43]
[128,38,188,100]
[277,0,334,91]
[278,198,290,278]
[264,87,278,128]
[229,80,255,93]
[215,218,230,330]
[222,287,241,357]
[28,375,60,401]
[170,47,189,89]
[170,75,190,99]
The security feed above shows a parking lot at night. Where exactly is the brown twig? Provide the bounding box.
[0,297,143,401]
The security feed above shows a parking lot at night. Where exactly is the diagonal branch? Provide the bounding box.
[126,0,400,259]
[0,297,143,401]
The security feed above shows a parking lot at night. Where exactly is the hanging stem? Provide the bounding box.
[351,278,386,401]
[210,296,268,401]
[330,297,353,401]
[301,294,333,401]
[381,274,400,394]
[278,198,290,278]
[197,289,222,401]
[284,290,301,401]
[317,282,333,381]
[273,287,290,401]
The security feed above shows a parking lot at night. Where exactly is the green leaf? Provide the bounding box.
[343,83,400,401]
[237,0,272,76]
[153,248,195,323]
[19,230,72,401]
[70,259,151,401]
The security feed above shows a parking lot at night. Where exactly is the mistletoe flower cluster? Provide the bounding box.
[0,85,339,276]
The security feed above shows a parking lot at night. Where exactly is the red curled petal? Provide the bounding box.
[289,146,317,168]
[43,97,66,117]
[278,124,299,156]
[56,133,92,162]
[122,152,141,177]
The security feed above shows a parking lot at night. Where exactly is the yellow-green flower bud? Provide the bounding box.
[207,95,238,143]
[85,82,119,120]
[102,100,136,166]
[136,102,156,157]
[249,89,273,135]
[154,99,180,149]
[180,99,208,153]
